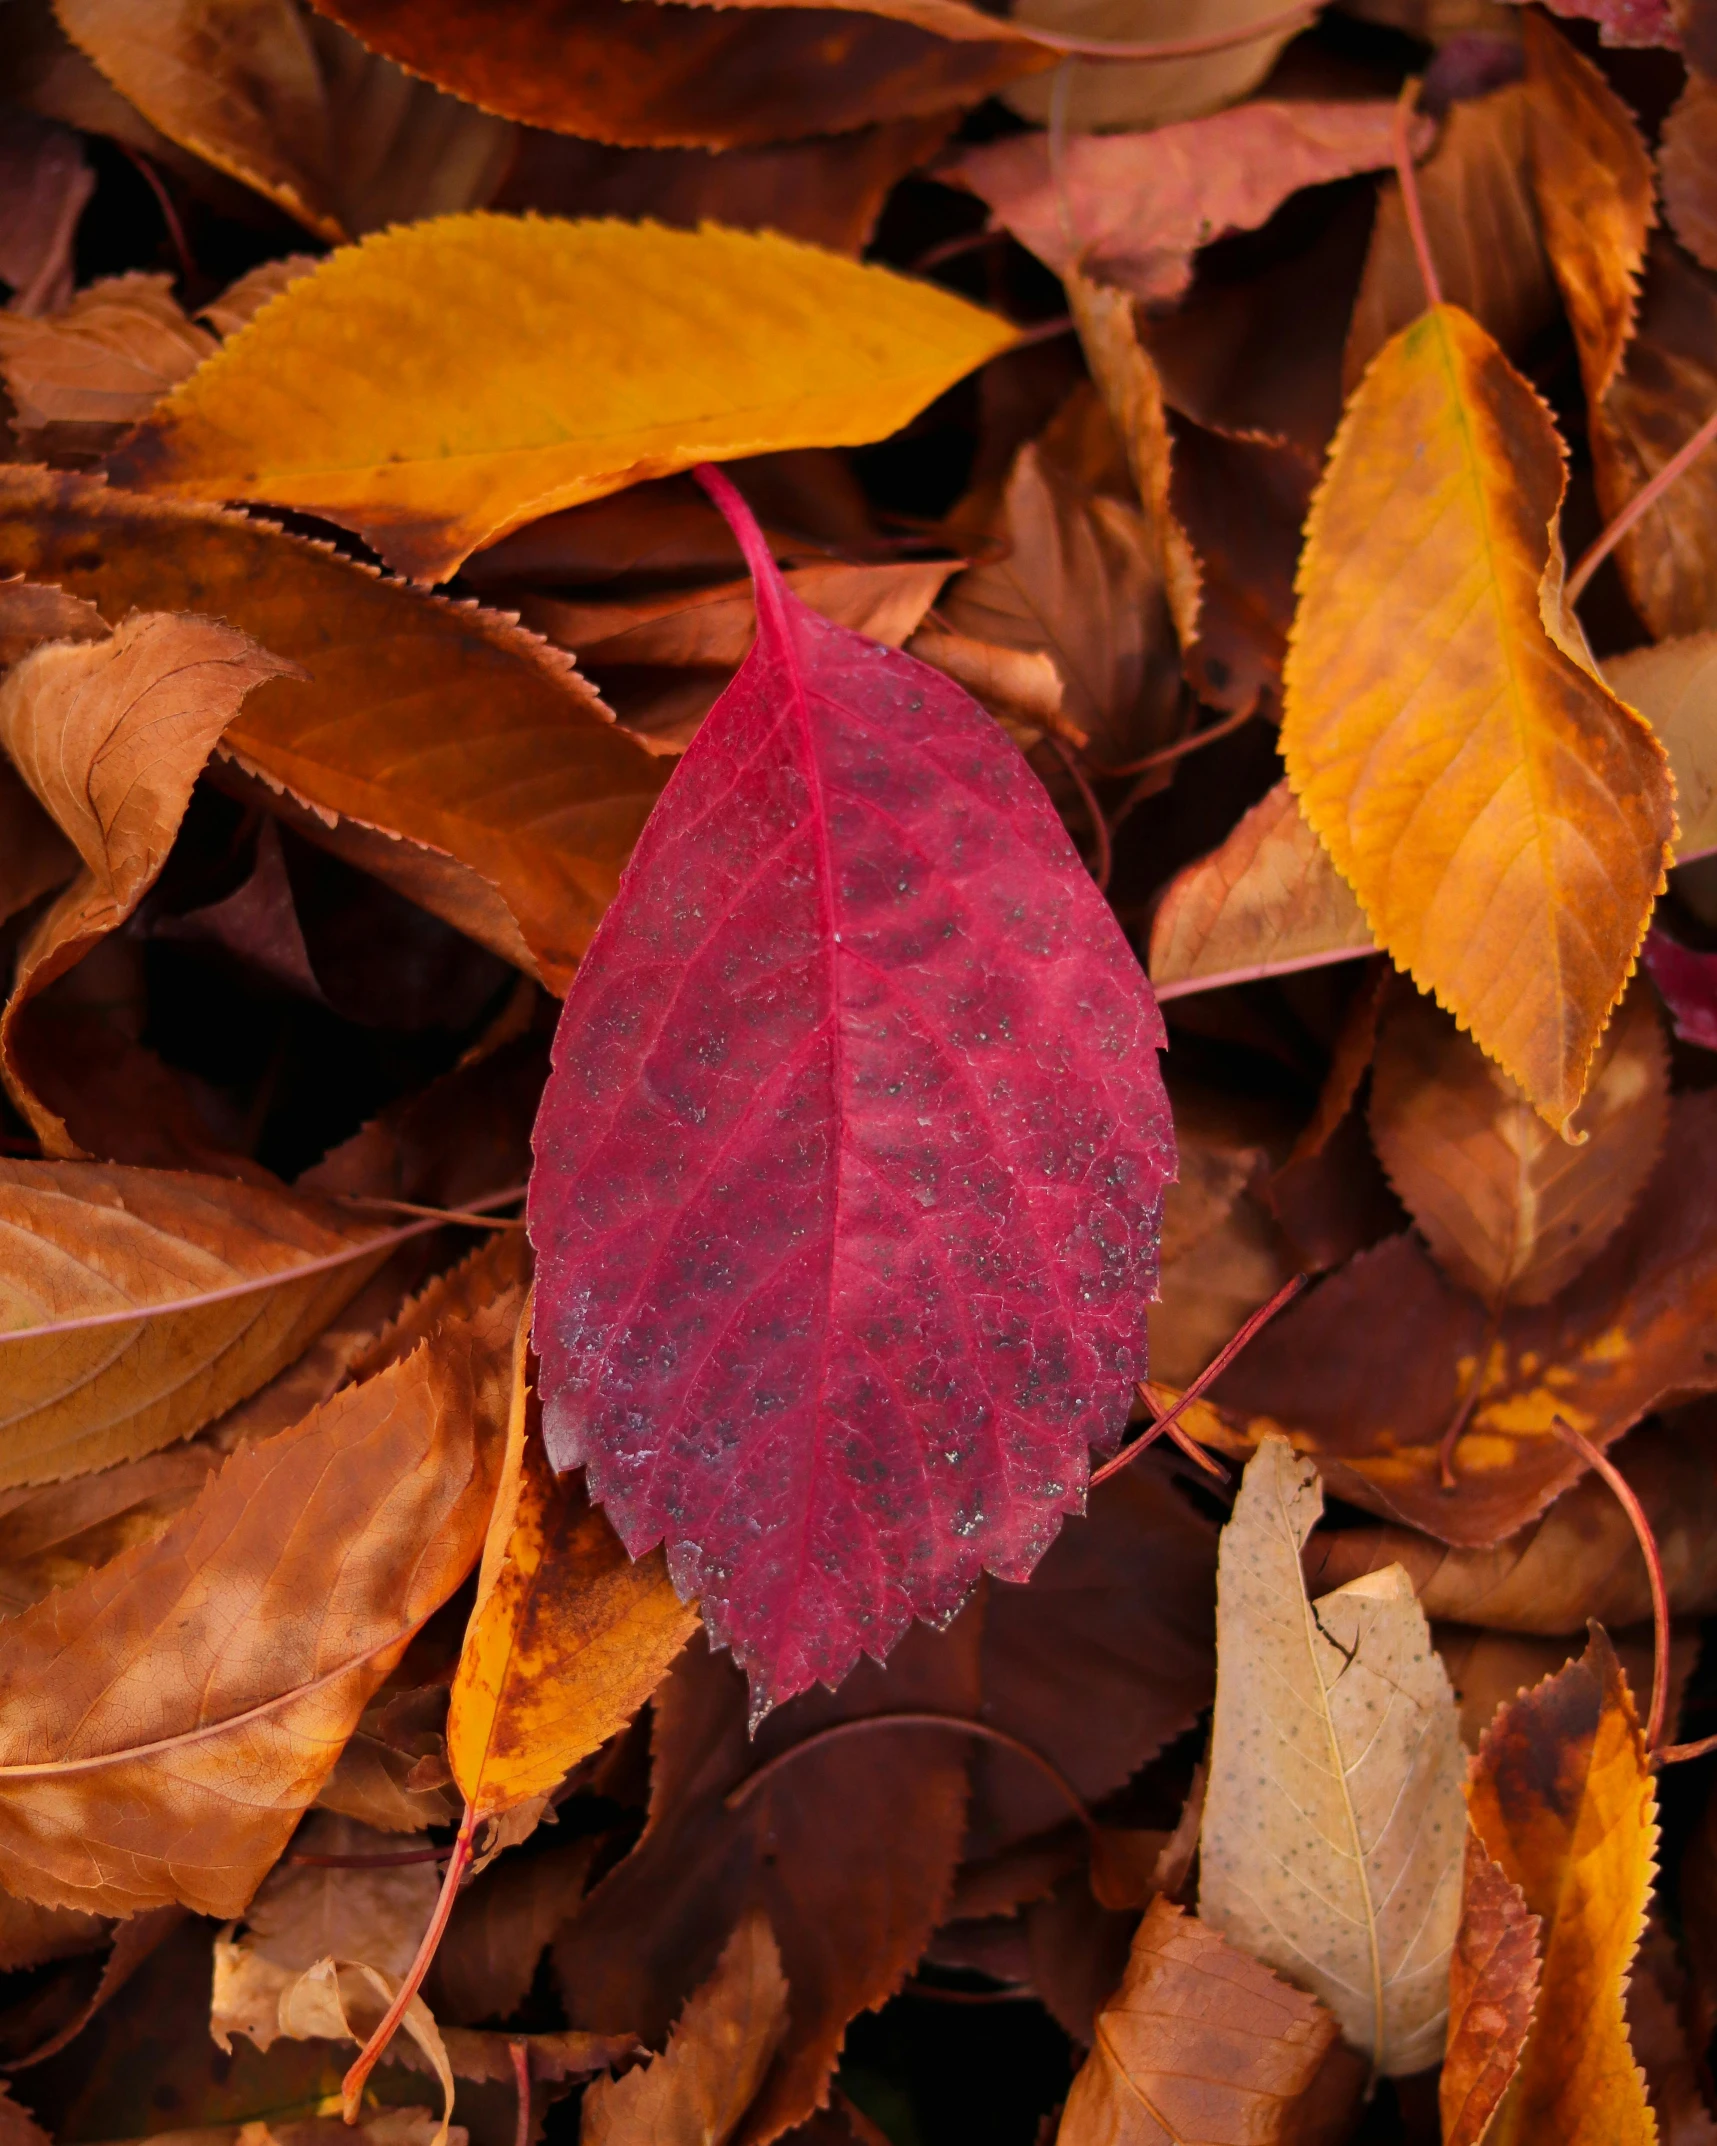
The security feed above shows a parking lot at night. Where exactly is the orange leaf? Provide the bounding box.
[1467,1627,1658,2146]
[1440,1833,1543,2146]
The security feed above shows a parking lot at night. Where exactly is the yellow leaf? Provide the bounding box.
[1468,1627,1658,2146]
[446,1313,699,1821]
[107,215,1019,583]
[1281,302,1675,1128]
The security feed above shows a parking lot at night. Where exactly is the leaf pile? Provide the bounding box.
[0,3,1716,2143]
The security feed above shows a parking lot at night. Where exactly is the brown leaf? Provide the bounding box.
[0,467,668,992]
[0,273,214,447]
[0,110,93,316]
[554,1616,979,2146]
[1368,980,1669,1306]
[1440,1834,1542,2146]
[1435,1621,1692,1752]
[244,1815,441,1979]
[1305,1415,1717,1632]
[1057,1895,1363,2146]
[314,1680,459,1836]
[1627,1918,1717,2145]
[581,1912,788,2146]
[1344,83,1557,389]
[1004,0,1306,133]
[0,1887,105,1973]
[299,0,1050,150]
[1173,1091,1717,1543]
[0,1440,227,1614]
[1149,1114,1298,1386]
[1662,74,1717,274]
[1148,780,1374,1000]
[428,1837,596,2025]
[0,1238,517,1914]
[0,607,301,1150]
[0,2088,48,2146]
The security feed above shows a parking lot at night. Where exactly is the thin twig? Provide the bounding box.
[332,1191,528,1230]
[1391,78,1442,312]
[1089,1272,1308,1489]
[288,1848,452,1868]
[510,2038,532,2146]
[1086,703,1255,782]
[1566,403,1717,604]
[342,1801,478,2118]
[913,226,1005,273]
[116,146,196,286]
[1046,734,1111,891]
[727,1714,1096,1846]
[0,1182,527,1344]
[1551,1418,1669,1755]
[1656,1730,1717,1768]
[1020,1,1317,60]
[1009,314,1076,348]
[902,1978,1038,2005]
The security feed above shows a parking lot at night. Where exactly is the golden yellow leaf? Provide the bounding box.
[1468,1628,1658,2146]
[0,467,668,991]
[107,215,1019,582]
[0,608,301,1151]
[445,1324,698,1823]
[1281,302,1675,1128]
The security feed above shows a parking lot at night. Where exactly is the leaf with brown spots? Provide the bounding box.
[1440,1834,1543,2146]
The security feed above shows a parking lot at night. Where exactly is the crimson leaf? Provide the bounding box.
[527,463,1175,1715]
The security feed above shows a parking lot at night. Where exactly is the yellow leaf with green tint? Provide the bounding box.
[107,215,1019,583]
[446,1316,698,1820]
[1281,301,1675,1129]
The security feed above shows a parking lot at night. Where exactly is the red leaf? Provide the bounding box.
[527,464,1174,1714]
[1643,926,1717,1051]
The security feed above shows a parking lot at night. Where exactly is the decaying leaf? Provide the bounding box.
[0,1238,518,1915]
[1282,300,1675,1128]
[1004,0,1306,133]
[1367,980,1669,1307]
[1057,1896,1360,2146]
[0,108,93,316]
[107,217,1019,582]
[0,467,667,991]
[1467,1628,1658,2146]
[1199,1436,1466,2073]
[0,272,214,441]
[1607,633,1717,861]
[1149,781,1373,999]
[580,1911,788,2146]
[0,607,301,1149]
[528,468,1174,1714]
[1440,1834,1543,2146]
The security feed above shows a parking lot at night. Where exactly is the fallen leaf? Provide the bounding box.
[1628,1917,1717,2146]
[1367,980,1669,1306]
[198,254,320,338]
[0,608,302,1149]
[0,1888,105,1973]
[0,466,668,992]
[528,466,1174,1714]
[1467,1627,1658,2146]
[554,1617,979,2146]
[1148,1118,1298,1386]
[1304,1415,1717,1632]
[1281,300,1675,1129]
[1199,1436,1467,2074]
[1607,634,1717,861]
[0,1440,226,1614]
[0,1159,402,1487]
[1344,83,1557,388]
[243,1816,441,1980]
[1148,780,1374,1000]
[446,1384,700,1827]
[1057,1895,1362,2146]
[580,1911,788,2146]
[1003,0,1307,132]
[1438,1608,1691,1757]
[107,217,1020,583]
[314,1680,459,1836]
[0,109,93,315]
[949,100,1413,309]
[0,1239,517,1914]
[1643,926,1717,1049]
[1530,0,1677,43]
[0,271,213,442]
[1177,1093,1717,1541]
[1440,1834,1543,2146]
[902,626,1068,739]
[427,1837,595,2025]
[1661,74,1717,274]
[0,2090,48,2146]
[306,0,1050,150]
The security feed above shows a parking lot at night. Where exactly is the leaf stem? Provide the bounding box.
[1089,1271,1308,1489]
[726,1714,1096,1845]
[1565,403,1717,604]
[1086,703,1253,782]
[288,1848,453,1868]
[1045,735,1112,890]
[0,1183,527,1344]
[341,1800,478,2120]
[1391,78,1442,313]
[510,2038,531,2146]
[1551,1418,1668,1753]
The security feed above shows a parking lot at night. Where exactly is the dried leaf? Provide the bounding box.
[1057,1896,1360,2146]
[1149,1124,1298,1387]
[1467,1628,1658,2146]
[580,1911,788,2146]
[1199,1436,1466,2074]
[1148,781,1374,1000]
[528,468,1173,1715]
[0,1241,517,1914]
[1608,634,1717,861]
[301,0,1049,150]
[244,1816,441,1979]
[0,467,667,992]
[1344,84,1557,388]
[1003,0,1304,132]
[108,218,1019,583]
[1281,301,1675,1129]
[0,1440,226,1613]
[1368,981,1669,1306]
[0,272,213,440]
[1661,75,1717,274]
[428,1837,595,2025]
[0,1160,397,1487]
[0,109,93,315]
[950,101,1412,309]
[1440,1833,1543,2146]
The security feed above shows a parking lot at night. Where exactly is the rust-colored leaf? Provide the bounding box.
[0,273,213,446]
[1440,1833,1543,2146]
